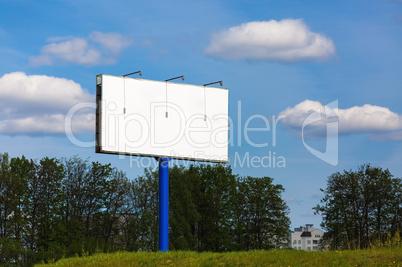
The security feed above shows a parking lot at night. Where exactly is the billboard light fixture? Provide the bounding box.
[123,71,142,77]
[165,76,184,117]
[203,81,223,87]
[123,71,142,114]
[165,76,184,82]
[203,81,223,120]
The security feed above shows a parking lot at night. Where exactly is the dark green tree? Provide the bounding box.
[0,153,292,264]
[314,164,402,250]
[0,153,31,265]
[191,164,237,252]
[121,168,158,251]
[33,157,66,262]
[169,165,199,250]
[62,155,90,256]
[238,176,290,250]
[98,168,130,250]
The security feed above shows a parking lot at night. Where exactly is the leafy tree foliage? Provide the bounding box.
[236,176,290,250]
[0,153,290,265]
[314,164,402,250]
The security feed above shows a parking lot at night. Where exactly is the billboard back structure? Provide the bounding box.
[96,74,229,163]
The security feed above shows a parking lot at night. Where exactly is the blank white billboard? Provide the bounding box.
[96,74,229,163]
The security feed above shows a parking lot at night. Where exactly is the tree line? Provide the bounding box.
[0,153,290,265]
[314,164,402,250]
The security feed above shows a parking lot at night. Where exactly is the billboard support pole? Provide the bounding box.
[158,75,183,252]
[158,157,170,252]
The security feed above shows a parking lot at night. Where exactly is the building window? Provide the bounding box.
[307,247,311,251]
[293,246,297,249]
[313,246,318,250]
[298,240,301,244]
[307,240,311,244]
[293,240,297,244]
[313,240,318,244]
[298,247,301,250]
[315,235,321,238]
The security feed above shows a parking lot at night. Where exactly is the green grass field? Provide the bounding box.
[36,248,402,266]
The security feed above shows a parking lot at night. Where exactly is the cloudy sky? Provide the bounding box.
[1,0,402,229]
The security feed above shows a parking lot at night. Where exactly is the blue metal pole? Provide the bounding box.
[159,157,170,252]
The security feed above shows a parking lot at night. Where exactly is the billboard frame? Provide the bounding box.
[95,74,229,163]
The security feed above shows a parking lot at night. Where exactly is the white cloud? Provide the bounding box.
[0,72,94,135]
[279,100,402,140]
[30,31,132,66]
[284,198,303,205]
[89,31,132,55]
[204,19,335,62]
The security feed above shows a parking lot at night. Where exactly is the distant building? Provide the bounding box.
[288,224,324,251]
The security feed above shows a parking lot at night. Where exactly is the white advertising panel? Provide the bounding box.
[96,74,229,163]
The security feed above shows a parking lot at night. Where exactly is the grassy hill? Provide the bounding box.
[36,248,402,266]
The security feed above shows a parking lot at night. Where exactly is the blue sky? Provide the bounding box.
[1,0,402,229]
